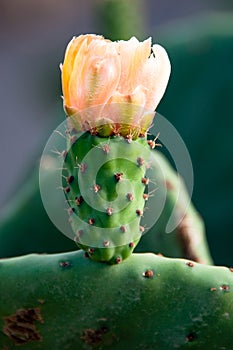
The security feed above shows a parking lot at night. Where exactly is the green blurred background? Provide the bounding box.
[0,0,232,265]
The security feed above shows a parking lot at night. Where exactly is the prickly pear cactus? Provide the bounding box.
[57,33,171,264]
[63,129,151,263]
[2,19,232,349]
[1,250,233,349]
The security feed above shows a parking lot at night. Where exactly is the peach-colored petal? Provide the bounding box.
[66,37,90,107]
[68,39,120,111]
[62,36,86,105]
[62,34,104,106]
[108,85,147,108]
[117,37,151,93]
[104,85,147,126]
[142,44,171,111]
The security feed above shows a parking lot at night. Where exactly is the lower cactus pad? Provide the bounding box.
[1,251,233,349]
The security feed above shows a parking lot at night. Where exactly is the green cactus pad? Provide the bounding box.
[1,250,233,349]
[62,131,151,263]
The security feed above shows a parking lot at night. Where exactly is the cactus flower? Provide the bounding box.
[61,34,171,137]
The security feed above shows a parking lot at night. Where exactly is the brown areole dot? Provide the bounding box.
[66,175,74,184]
[103,240,110,247]
[88,218,95,225]
[125,134,132,143]
[93,184,101,193]
[89,248,95,254]
[65,186,70,193]
[102,144,110,154]
[141,177,149,185]
[137,157,144,167]
[220,285,230,292]
[59,261,71,268]
[115,257,122,264]
[79,163,87,173]
[120,225,127,233]
[75,196,84,206]
[127,193,134,201]
[115,172,123,182]
[106,207,113,216]
[139,225,145,232]
[147,139,155,149]
[143,193,149,201]
[143,269,154,278]
[147,134,161,149]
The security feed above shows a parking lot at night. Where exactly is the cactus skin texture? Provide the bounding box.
[63,130,150,264]
[1,250,233,349]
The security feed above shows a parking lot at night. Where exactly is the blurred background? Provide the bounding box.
[0,0,232,264]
